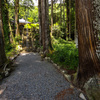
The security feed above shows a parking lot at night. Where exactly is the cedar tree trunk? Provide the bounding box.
[75,0,100,88]
[15,0,20,36]
[0,0,7,66]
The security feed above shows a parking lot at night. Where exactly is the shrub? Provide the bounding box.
[52,24,64,39]
[49,37,79,70]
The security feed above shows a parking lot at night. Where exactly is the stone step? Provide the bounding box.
[96,49,100,51]
[96,51,100,53]
[96,46,100,49]
[96,41,100,43]
[97,46,100,48]
[97,44,100,46]
[96,53,100,58]
[96,48,100,50]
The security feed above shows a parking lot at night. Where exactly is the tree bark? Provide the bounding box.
[60,0,62,27]
[41,0,46,52]
[1,0,10,43]
[9,20,15,44]
[0,0,7,66]
[15,0,20,36]
[38,0,42,46]
[39,0,51,54]
[69,0,71,39]
[75,0,100,88]
[65,0,69,39]
[63,0,66,40]
[51,0,53,35]
[63,0,65,27]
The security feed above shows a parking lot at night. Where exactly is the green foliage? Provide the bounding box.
[5,43,12,53]
[5,44,21,58]
[49,37,79,70]
[52,24,64,39]
[31,23,39,48]
[49,2,75,40]
[24,23,39,48]
[15,36,22,43]
[24,23,39,30]
[22,0,34,9]
[49,4,61,24]
[31,23,39,29]
[3,0,38,58]
[1,0,10,43]
[28,7,39,23]
[24,24,32,29]
[19,6,26,19]
[28,17,33,22]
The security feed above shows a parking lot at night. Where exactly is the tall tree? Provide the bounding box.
[65,0,69,39]
[38,0,42,46]
[75,0,100,88]
[63,0,65,26]
[0,0,7,66]
[63,0,66,39]
[45,0,51,51]
[51,0,53,35]
[60,0,62,27]
[21,0,34,19]
[41,0,46,52]
[69,0,71,39]
[39,0,51,55]
[1,0,10,43]
[15,0,20,36]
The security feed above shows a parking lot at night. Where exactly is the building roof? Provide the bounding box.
[19,18,31,24]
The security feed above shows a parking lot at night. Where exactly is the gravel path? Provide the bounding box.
[0,52,82,100]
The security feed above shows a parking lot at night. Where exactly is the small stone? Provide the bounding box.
[79,93,86,100]
[45,57,48,60]
[5,71,9,77]
[0,87,6,95]
[57,66,60,69]
[0,75,2,80]
[54,64,57,66]
[10,57,14,60]
[6,68,10,71]
[51,60,53,63]
[64,74,72,82]
[70,84,74,88]
[61,70,65,73]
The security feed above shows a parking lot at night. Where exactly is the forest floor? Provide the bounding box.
[0,52,84,100]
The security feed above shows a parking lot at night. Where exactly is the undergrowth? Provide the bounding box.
[5,37,22,58]
[49,37,79,71]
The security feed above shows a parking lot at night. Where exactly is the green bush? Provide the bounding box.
[15,36,22,43]
[52,24,64,39]
[49,37,79,70]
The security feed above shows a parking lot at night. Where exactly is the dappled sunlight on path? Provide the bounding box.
[0,52,83,100]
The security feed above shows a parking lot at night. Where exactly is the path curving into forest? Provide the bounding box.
[0,52,83,100]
